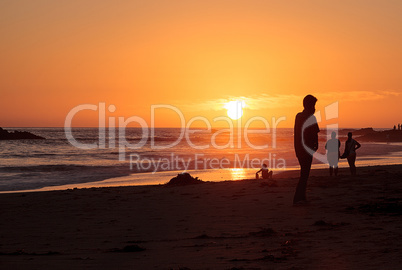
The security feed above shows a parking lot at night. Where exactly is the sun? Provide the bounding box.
[224,100,245,120]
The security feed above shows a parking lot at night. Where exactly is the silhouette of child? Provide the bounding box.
[325,131,341,176]
[256,164,273,180]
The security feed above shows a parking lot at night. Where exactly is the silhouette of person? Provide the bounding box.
[398,124,401,130]
[342,132,361,176]
[325,131,341,176]
[256,163,273,179]
[393,125,396,130]
[293,95,319,204]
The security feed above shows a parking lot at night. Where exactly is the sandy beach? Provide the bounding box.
[1,165,402,269]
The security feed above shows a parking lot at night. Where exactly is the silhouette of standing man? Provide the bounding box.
[293,95,319,204]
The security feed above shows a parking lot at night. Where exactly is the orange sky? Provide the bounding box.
[1,1,401,128]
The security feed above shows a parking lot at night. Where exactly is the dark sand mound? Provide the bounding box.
[165,173,204,186]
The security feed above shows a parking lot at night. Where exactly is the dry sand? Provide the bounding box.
[1,165,402,269]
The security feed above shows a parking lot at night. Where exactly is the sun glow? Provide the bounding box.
[224,100,245,120]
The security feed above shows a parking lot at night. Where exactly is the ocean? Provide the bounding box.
[1,127,402,192]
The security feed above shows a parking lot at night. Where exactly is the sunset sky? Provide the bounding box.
[1,0,401,128]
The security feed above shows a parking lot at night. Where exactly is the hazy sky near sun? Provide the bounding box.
[1,0,401,128]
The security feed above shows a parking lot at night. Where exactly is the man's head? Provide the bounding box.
[331,131,336,139]
[348,132,353,139]
[303,94,317,114]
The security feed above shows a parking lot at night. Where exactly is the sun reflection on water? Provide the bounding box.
[229,168,248,180]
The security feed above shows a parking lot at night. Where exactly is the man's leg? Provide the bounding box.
[350,154,357,175]
[347,153,356,176]
[293,155,313,204]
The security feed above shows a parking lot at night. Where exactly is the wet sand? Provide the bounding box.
[1,165,402,269]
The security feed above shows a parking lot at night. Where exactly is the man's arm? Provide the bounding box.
[355,141,361,150]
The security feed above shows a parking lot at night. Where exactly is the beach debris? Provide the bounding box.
[358,201,402,215]
[248,227,276,237]
[259,180,278,188]
[165,173,204,186]
[258,254,287,262]
[126,240,147,244]
[312,220,349,228]
[193,234,211,239]
[191,233,246,240]
[108,245,146,253]
[0,250,61,256]
[72,257,93,260]
[312,220,331,226]
[229,254,286,263]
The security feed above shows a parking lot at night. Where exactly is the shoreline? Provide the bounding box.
[2,161,402,194]
[2,126,402,194]
[1,164,401,269]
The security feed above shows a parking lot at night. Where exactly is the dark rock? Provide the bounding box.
[0,127,45,140]
[358,129,402,142]
[352,127,375,136]
[339,127,402,142]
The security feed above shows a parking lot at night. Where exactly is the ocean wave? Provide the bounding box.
[0,164,107,172]
[0,164,131,192]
